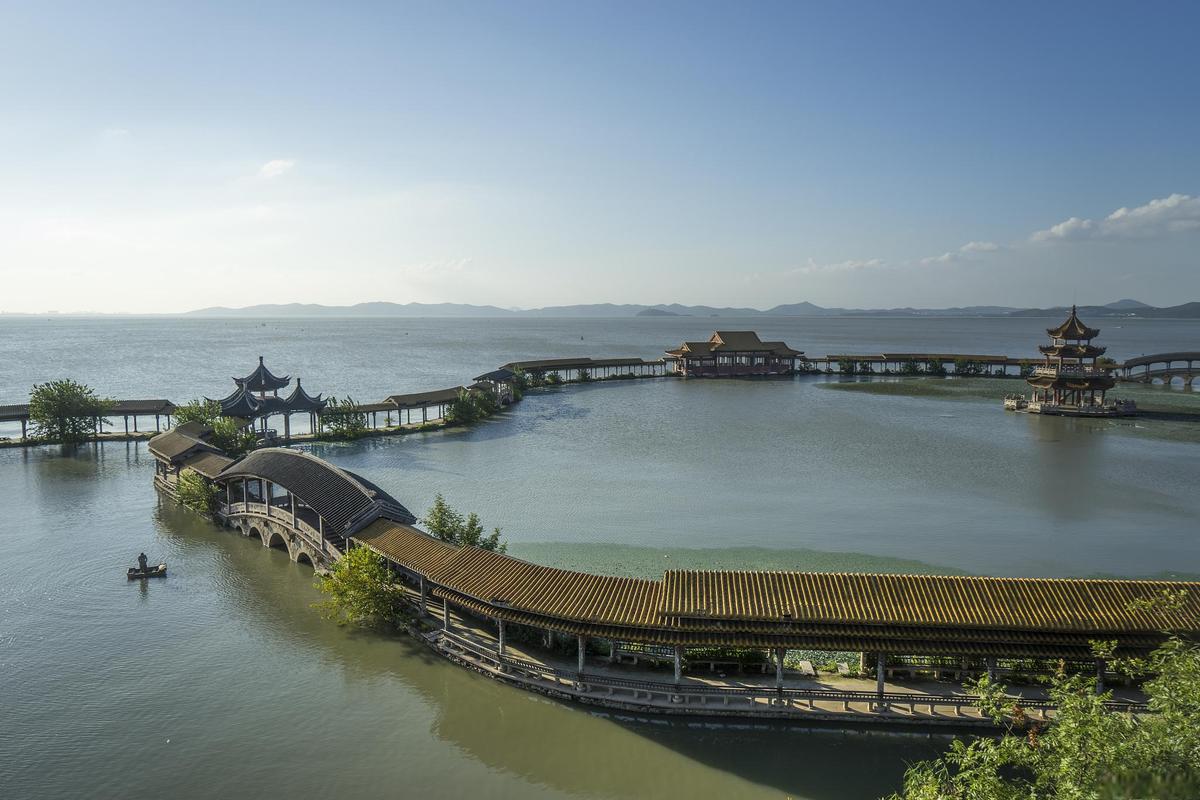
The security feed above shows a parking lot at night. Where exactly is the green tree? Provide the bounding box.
[28,379,113,443]
[925,360,947,376]
[577,367,591,382]
[510,367,528,400]
[321,396,368,439]
[901,360,922,376]
[890,592,1200,800]
[172,398,221,425]
[176,468,217,515]
[210,417,257,455]
[421,493,507,552]
[315,545,402,626]
[838,359,857,374]
[544,371,563,385]
[446,388,498,426]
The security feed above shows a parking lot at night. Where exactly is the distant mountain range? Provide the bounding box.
[179,298,1200,319]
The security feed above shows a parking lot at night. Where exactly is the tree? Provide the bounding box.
[421,493,507,552]
[954,358,983,376]
[890,592,1200,800]
[838,359,858,374]
[544,371,563,385]
[510,367,528,400]
[176,468,217,515]
[210,417,257,455]
[172,399,221,425]
[321,396,368,439]
[901,360,923,376]
[28,379,112,443]
[315,545,402,626]
[446,388,498,426]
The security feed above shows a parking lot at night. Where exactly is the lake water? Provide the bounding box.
[2,315,1198,799]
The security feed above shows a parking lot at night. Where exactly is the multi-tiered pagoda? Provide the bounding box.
[209,356,328,439]
[1005,306,1135,417]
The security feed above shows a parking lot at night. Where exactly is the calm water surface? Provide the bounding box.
[2,316,1198,799]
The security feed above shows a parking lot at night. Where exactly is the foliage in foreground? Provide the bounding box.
[176,468,217,515]
[889,635,1200,800]
[315,545,403,626]
[28,379,113,443]
[422,493,507,552]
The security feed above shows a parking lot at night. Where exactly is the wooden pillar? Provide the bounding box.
[422,405,427,423]
[290,492,296,528]
[20,418,27,440]
[608,639,617,663]
[876,652,886,701]
[419,576,428,616]
[442,598,450,630]
[497,619,506,656]
[133,415,139,432]
[123,416,129,435]
[673,644,683,683]
[283,413,290,442]
[155,414,160,432]
[775,648,785,688]
[577,635,586,674]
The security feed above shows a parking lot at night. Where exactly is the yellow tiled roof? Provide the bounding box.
[427,546,662,628]
[660,570,1200,634]
[353,520,459,577]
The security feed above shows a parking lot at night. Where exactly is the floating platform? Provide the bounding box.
[1004,397,1137,417]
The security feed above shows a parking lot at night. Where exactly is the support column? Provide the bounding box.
[442,599,450,630]
[155,414,160,432]
[497,619,506,656]
[1096,659,1106,694]
[419,576,428,616]
[133,415,139,432]
[986,656,997,682]
[290,493,296,528]
[608,639,617,663]
[673,644,683,683]
[577,635,586,674]
[775,648,785,688]
[876,652,886,704]
[543,629,553,649]
[123,416,129,435]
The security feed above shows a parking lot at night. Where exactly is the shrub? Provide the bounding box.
[176,468,217,515]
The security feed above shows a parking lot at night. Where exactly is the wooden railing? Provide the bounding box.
[436,629,1149,715]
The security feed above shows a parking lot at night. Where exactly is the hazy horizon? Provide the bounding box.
[2,2,1199,314]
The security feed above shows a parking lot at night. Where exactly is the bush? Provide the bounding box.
[28,379,112,443]
[173,399,222,426]
[321,396,368,439]
[446,388,498,426]
[544,372,563,385]
[210,417,257,455]
[176,468,217,515]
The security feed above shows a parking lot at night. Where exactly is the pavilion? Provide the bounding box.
[211,357,329,440]
[665,331,804,377]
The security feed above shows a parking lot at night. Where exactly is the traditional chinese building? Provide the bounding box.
[1006,306,1135,417]
[665,331,803,377]
[211,356,329,439]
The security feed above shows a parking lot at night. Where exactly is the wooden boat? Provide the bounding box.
[127,563,167,580]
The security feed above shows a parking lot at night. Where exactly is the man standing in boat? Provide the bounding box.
[137,553,148,573]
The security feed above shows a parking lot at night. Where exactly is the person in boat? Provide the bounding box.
[137,552,149,572]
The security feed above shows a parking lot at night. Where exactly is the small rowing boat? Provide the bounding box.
[127,563,167,580]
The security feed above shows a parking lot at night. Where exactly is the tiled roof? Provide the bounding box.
[353,520,459,576]
[385,387,464,408]
[659,570,1200,635]
[181,450,235,479]
[218,448,414,532]
[427,546,662,628]
[1046,306,1101,340]
[148,421,218,461]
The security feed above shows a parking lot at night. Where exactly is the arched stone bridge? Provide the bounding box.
[213,448,417,570]
[1119,352,1200,387]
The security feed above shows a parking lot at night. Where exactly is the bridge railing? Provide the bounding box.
[433,629,1149,714]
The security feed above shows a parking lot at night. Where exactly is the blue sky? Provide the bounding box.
[1,1,1198,312]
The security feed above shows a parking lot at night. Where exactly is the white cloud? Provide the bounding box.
[257,159,296,179]
[919,240,1001,265]
[790,257,885,275]
[1030,193,1200,243]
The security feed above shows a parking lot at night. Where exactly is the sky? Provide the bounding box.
[1,1,1198,313]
